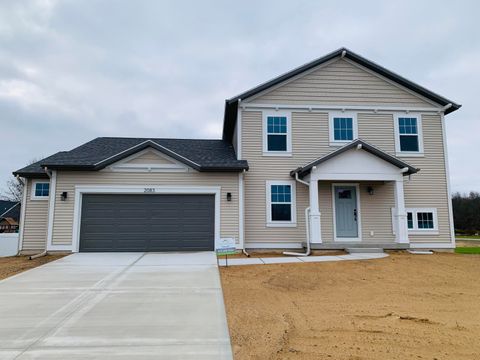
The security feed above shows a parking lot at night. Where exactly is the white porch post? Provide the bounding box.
[394,178,409,244]
[309,179,322,243]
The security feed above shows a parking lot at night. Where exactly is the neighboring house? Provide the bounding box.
[0,201,20,233]
[13,48,460,254]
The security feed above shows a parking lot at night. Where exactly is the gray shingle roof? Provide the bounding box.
[0,201,20,222]
[13,137,248,177]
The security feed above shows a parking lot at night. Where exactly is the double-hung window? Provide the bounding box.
[392,207,438,234]
[266,181,296,226]
[329,112,357,145]
[395,114,423,155]
[31,181,50,200]
[263,112,291,155]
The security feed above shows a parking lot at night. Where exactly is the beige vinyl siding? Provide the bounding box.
[126,151,175,165]
[243,111,328,245]
[51,171,239,246]
[242,109,451,246]
[248,59,433,108]
[358,112,396,152]
[402,114,451,243]
[21,179,49,250]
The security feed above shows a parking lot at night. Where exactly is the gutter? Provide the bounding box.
[29,167,52,260]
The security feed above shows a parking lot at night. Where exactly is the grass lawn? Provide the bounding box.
[221,253,480,360]
[455,247,480,254]
[0,255,66,281]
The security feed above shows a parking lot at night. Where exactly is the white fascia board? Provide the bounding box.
[18,178,28,252]
[241,103,442,113]
[46,170,57,251]
[441,112,456,246]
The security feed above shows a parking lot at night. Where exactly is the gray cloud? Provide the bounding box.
[0,0,478,193]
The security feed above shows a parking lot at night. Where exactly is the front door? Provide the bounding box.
[334,185,359,240]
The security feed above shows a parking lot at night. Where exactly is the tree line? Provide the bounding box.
[452,192,480,235]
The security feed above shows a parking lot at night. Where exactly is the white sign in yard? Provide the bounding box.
[216,237,236,255]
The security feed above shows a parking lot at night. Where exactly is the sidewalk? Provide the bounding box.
[218,253,388,266]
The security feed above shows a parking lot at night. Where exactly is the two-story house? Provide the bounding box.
[13,48,460,254]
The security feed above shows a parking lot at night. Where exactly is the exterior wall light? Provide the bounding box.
[226,192,232,202]
[367,186,374,196]
[61,192,68,201]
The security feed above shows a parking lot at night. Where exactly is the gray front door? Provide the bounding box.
[334,186,359,239]
[79,194,215,252]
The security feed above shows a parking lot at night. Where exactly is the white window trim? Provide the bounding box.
[394,113,424,157]
[262,111,292,156]
[31,180,50,200]
[391,207,438,235]
[329,111,358,146]
[266,180,297,227]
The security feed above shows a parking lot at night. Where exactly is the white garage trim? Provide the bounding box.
[70,185,221,253]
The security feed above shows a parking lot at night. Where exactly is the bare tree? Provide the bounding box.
[0,177,24,202]
[0,158,40,202]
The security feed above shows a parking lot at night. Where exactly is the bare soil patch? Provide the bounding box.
[220,252,480,359]
[0,254,66,280]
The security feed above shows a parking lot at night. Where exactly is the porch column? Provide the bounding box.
[394,178,409,244]
[309,179,322,243]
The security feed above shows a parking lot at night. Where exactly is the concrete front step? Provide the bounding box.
[346,247,384,254]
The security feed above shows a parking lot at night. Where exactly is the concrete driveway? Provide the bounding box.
[0,252,232,359]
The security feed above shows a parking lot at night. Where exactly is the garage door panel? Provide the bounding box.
[80,194,215,252]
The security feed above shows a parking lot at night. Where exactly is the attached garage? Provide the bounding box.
[79,194,215,252]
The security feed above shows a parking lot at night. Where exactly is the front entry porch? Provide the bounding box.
[291,140,419,249]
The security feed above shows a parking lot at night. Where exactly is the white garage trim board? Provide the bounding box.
[69,185,221,253]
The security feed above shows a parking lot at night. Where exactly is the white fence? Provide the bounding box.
[0,233,19,257]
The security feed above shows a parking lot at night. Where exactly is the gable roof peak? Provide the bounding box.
[222,48,461,141]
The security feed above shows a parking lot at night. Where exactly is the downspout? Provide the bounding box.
[29,167,52,260]
[283,171,311,256]
[284,207,311,257]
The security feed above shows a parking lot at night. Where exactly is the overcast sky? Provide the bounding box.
[0,0,478,194]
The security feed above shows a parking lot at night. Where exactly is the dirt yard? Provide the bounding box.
[0,254,66,280]
[220,252,480,360]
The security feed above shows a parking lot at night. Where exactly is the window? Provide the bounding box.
[394,114,423,155]
[263,112,291,155]
[417,212,435,229]
[329,112,357,145]
[31,181,50,200]
[392,208,438,234]
[266,181,296,226]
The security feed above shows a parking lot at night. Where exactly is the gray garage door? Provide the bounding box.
[79,194,215,252]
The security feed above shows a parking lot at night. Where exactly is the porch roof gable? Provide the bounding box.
[291,139,420,179]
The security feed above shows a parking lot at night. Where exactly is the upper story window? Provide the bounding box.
[31,181,50,200]
[394,114,424,156]
[263,111,291,156]
[266,180,296,227]
[329,112,357,146]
